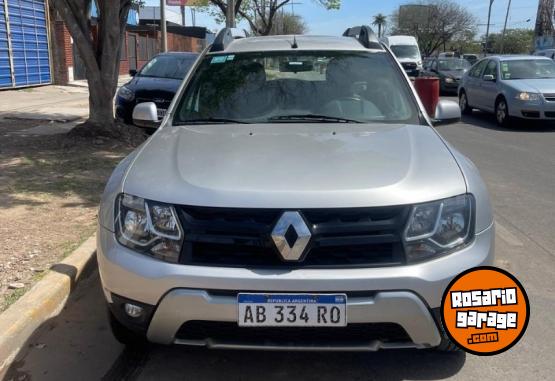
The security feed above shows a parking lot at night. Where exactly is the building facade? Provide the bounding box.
[0,0,51,89]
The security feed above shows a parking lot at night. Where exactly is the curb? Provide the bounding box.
[0,234,97,374]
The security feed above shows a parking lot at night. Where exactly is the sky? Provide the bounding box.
[145,0,539,37]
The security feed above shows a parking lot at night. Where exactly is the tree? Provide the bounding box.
[50,0,136,137]
[262,12,308,35]
[487,29,534,54]
[202,0,339,36]
[372,13,386,38]
[391,0,476,56]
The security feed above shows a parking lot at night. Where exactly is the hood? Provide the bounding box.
[505,78,555,94]
[123,123,467,208]
[129,76,182,100]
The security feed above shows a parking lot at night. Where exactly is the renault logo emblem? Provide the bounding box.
[271,211,311,261]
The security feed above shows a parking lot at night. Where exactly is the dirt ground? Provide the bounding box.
[0,118,140,311]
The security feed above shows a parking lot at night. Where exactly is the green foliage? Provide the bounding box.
[487,29,535,54]
[372,13,387,38]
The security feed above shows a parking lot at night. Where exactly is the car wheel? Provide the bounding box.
[108,308,147,347]
[434,317,461,352]
[459,91,472,115]
[495,97,512,127]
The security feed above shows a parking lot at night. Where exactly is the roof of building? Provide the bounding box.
[212,35,377,54]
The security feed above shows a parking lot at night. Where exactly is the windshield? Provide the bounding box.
[390,45,420,60]
[438,59,471,71]
[139,55,197,80]
[173,51,419,125]
[500,59,555,80]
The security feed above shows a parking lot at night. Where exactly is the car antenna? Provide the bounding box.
[291,35,298,49]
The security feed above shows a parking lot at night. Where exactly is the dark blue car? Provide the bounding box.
[115,52,199,127]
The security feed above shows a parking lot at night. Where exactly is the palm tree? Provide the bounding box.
[372,13,387,38]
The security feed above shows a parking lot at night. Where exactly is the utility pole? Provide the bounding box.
[500,0,512,53]
[484,0,494,55]
[226,0,235,28]
[160,0,168,52]
[181,5,186,26]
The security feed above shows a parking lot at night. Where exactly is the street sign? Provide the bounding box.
[166,0,208,5]
[166,0,188,5]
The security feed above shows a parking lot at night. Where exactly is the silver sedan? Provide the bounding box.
[458,55,555,126]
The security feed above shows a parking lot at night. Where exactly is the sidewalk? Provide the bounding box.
[0,75,131,124]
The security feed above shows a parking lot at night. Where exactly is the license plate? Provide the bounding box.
[157,109,167,119]
[237,293,347,327]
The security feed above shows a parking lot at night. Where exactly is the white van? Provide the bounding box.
[381,35,423,76]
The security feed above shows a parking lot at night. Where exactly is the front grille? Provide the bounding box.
[401,62,417,70]
[177,206,410,268]
[543,93,555,102]
[545,111,555,118]
[175,321,411,344]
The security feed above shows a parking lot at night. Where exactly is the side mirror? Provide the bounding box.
[129,69,137,77]
[433,100,461,126]
[132,102,159,128]
[483,74,496,82]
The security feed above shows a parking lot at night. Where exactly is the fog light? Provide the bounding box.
[124,303,144,318]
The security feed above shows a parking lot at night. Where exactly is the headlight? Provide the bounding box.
[115,194,183,263]
[404,194,474,263]
[516,92,540,101]
[117,85,135,101]
[445,77,455,83]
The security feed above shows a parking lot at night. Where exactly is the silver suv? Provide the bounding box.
[97,26,494,351]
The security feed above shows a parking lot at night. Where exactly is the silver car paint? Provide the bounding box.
[460,55,555,119]
[98,34,494,348]
[122,123,467,209]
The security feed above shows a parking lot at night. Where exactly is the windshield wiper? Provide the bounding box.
[268,114,362,123]
[175,118,249,125]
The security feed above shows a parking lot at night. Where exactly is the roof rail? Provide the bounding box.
[343,26,382,50]
[210,28,249,52]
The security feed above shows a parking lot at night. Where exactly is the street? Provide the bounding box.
[3,101,555,381]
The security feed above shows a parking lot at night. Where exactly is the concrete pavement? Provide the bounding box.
[2,105,554,381]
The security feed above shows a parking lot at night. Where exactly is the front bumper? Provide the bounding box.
[509,98,555,120]
[97,224,494,349]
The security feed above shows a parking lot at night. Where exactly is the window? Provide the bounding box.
[482,60,497,79]
[499,59,555,80]
[470,60,488,78]
[390,45,420,60]
[173,51,420,125]
[139,55,197,80]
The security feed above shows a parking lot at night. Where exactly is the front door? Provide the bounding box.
[128,34,137,72]
[477,60,499,112]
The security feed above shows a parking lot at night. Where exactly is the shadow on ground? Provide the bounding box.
[0,116,137,210]
[3,267,466,381]
[461,112,555,133]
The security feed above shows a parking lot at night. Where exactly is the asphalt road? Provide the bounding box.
[3,102,555,381]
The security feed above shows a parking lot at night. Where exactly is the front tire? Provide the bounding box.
[459,90,472,115]
[495,97,512,127]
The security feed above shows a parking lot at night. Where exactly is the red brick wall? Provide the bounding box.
[51,21,73,85]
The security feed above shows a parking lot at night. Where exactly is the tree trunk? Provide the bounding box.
[51,0,131,138]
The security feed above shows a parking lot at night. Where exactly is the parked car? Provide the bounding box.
[423,57,471,94]
[462,54,479,65]
[115,52,199,128]
[98,26,493,352]
[459,55,555,126]
[381,35,423,76]
[534,49,555,59]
